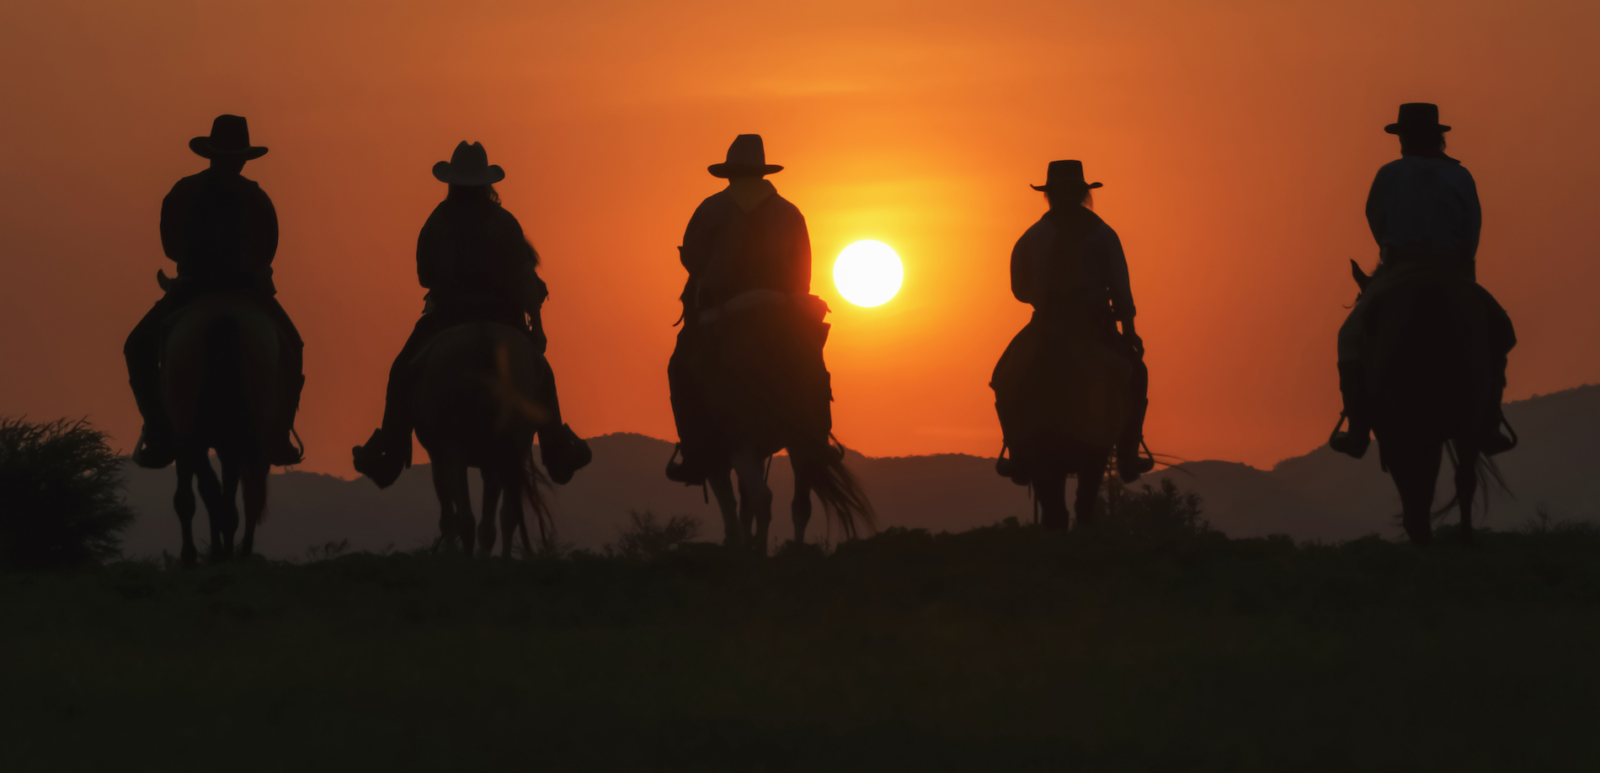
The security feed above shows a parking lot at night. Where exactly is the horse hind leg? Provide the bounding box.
[451,465,475,557]
[430,461,460,553]
[498,465,523,559]
[732,451,773,556]
[1036,465,1070,531]
[1391,441,1442,546]
[791,458,814,546]
[1455,442,1481,546]
[215,451,242,560]
[480,469,503,556]
[174,459,198,566]
[707,468,741,549]
[191,454,230,561]
[1074,455,1109,529]
[238,460,268,559]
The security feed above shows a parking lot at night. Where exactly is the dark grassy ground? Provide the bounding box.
[4,522,1600,772]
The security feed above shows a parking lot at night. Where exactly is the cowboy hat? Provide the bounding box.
[189,114,268,160]
[1385,103,1451,135]
[1030,159,1102,192]
[708,134,784,178]
[432,141,505,186]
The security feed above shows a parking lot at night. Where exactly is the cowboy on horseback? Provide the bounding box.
[666,134,818,486]
[1330,103,1516,459]
[665,134,871,549]
[351,141,591,488]
[125,115,304,470]
[994,160,1155,488]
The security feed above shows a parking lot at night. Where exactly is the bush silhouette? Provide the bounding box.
[0,417,134,569]
[607,509,700,560]
[1099,477,1208,536]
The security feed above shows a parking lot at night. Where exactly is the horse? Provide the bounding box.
[411,322,553,558]
[1348,261,1503,545]
[683,296,873,555]
[993,309,1131,530]
[160,289,288,564]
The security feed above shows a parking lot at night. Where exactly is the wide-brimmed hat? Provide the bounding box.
[708,134,784,178]
[1030,159,1102,193]
[1385,103,1451,135]
[189,115,268,160]
[432,141,505,186]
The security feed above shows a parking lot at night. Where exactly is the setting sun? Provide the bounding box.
[833,240,904,308]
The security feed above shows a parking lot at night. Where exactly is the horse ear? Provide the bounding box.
[1350,260,1371,291]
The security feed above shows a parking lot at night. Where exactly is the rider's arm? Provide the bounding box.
[1097,225,1136,321]
[786,207,812,294]
[158,181,186,265]
[1010,229,1035,304]
[1459,167,1482,282]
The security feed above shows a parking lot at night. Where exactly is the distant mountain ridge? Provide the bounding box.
[115,385,1600,558]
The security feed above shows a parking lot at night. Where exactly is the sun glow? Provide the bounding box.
[833,240,904,308]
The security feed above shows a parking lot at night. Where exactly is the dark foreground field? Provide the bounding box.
[4,523,1600,772]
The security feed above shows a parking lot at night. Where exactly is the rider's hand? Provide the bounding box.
[1125,331,1145,357]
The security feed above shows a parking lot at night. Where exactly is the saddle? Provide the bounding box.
[992,308,1131,459]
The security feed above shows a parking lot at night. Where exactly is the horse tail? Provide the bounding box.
[516,444,556,555]
[795,434,875,540]
[1428,441,1512,521]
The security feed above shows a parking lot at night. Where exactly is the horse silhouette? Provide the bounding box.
[411,322,553,557]
[993,309,1131,529]
[158,274,289,564]
[1349,261,1502,544]
[684,301,873,554]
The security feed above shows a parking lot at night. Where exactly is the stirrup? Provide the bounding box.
[352,429,405,488]
[665,443,706,486]
[131,429,175,470]
[1117,442,1156,483]
[1328,414,1370,460]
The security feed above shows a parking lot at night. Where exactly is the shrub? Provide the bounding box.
[1099,477,1209,537]
[0,417,135,569]
[607,510,700,560]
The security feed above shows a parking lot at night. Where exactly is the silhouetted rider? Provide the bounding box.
[124,115,304,469]
[997,160,1155,482]
[1331,103,1516,458]
[351,141,590,488]
[666,134,816,484]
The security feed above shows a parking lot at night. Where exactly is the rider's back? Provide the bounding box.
[681,185,810,311]
[417,197,540,311]
[1366,155,1481,280]
[160,169,278,292]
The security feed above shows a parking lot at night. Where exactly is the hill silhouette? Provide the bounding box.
[114,385,1600,558]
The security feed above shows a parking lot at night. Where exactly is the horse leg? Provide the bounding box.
[1455,442,1481,546]
[481,468,503,556]
[174,458,198,566]
[791,457,814,546]
[1036,464,1070,531]
[707,467,741,549]
[216,452,242,560]
[192,454,228,561]
[732,450,773,556]
[1074,456,1108,529]
[1390,440,1442,546]
[239,460,268,559]
[451,465,475,557]
[430,461,456,553]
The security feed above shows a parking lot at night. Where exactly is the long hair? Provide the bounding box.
[1044,187,1093,210]
[448,183,501,206]
[1399,130,1448,157]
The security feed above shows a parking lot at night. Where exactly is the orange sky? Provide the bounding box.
[2,0,1598,478]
